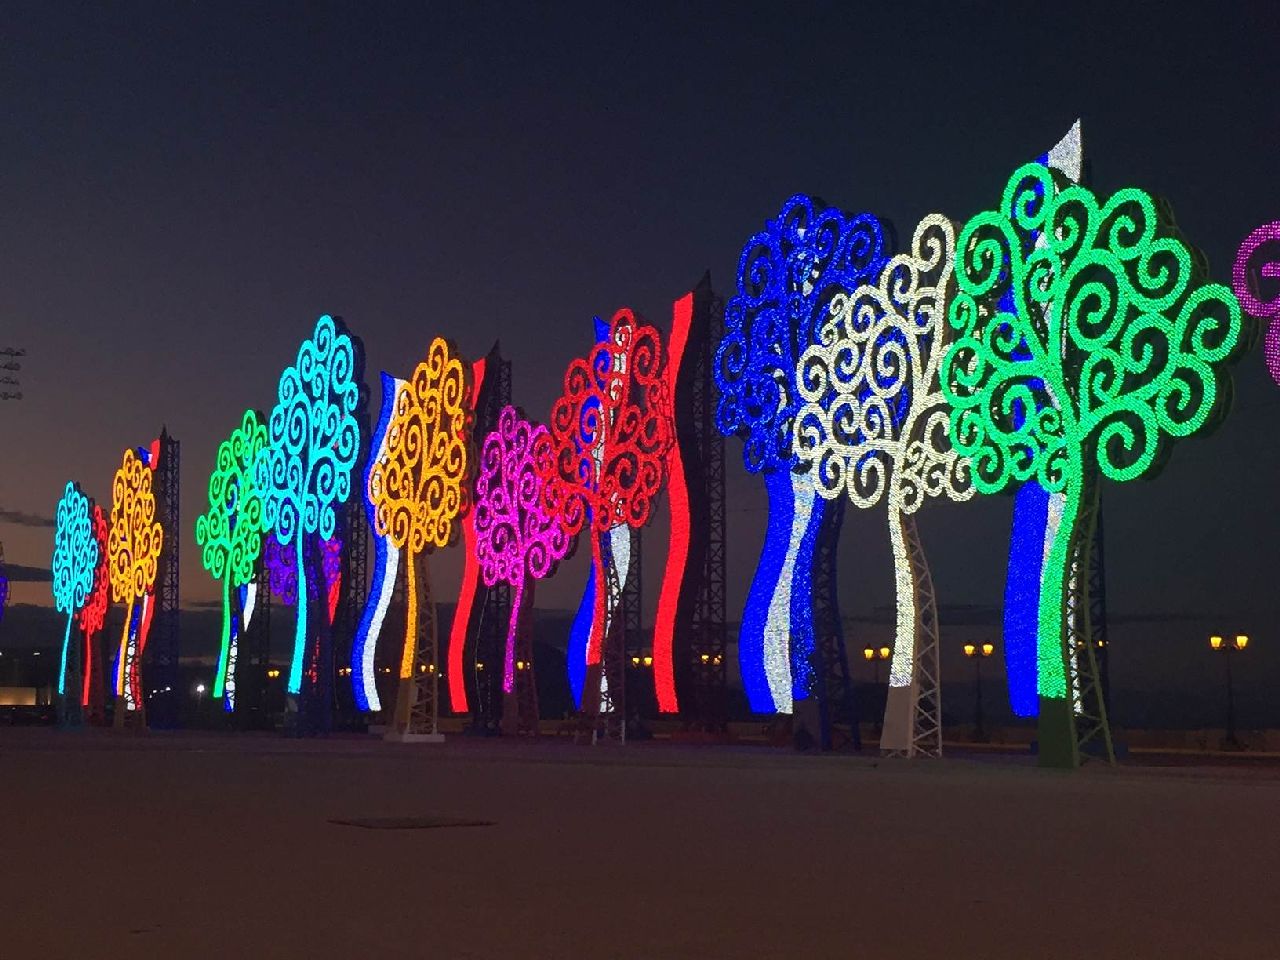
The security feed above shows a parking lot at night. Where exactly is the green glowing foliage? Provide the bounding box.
[942,163,1245,704]
[196,409,270,700]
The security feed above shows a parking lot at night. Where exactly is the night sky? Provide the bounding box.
[1,3,1278,698]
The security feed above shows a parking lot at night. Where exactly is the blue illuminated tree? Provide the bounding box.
[715,194,891,713]
[256,315,366,697]
[52,481,97,720]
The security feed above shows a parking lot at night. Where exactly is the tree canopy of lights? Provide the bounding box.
[196,409,269,707]
[255,315,364,696]
[474,404,573,694]
[368,336,471,712]
[941,164,1245,763]
[1233,221,1280,383]
[109,448,164,711]
[543,308,671,689]
[52,481,97,699]
[714,194,891,713]
[78,502,110,708]
[795,213,973,748]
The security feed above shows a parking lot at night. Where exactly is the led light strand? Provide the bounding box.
[78,503,110,708]
[652,292,694,713]
[447,359,487,713]
[352,372,406,712]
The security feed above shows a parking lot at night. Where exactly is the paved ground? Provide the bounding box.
[1,730,1277,960]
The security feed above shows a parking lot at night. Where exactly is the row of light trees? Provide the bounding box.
[49,121,1275,766]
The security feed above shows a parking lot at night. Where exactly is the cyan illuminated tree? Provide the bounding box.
[369,337,471,738]
[474,405,573,728]
[78,502,110,720]
[256,315,364,697]
[196,409,269,710]
[795,214,973,756]
[52,481,97,717]
[543,308,671,728]
[715,194,891,714]
[942,164,1245,767]
[109,448,163,720]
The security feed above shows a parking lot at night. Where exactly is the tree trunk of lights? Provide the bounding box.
[214,575,232,699]
[880,506,917,752]
[1037,455,1083,769]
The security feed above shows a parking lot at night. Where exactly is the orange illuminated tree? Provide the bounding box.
[369,337,472,740]
[109,447,163,727]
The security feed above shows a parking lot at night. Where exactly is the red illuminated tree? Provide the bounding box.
[543,308,672,731]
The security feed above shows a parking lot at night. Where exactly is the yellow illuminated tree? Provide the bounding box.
[369,337,471,738]
[109,448,164,724]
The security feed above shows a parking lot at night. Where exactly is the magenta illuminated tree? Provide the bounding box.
[474,405,573,732]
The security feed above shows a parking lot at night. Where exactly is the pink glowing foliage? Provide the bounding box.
[473,405,574,692]
[1233,221,1280,385]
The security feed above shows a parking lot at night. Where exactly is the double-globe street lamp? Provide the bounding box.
[1209,633,1249,748]
[962,641,995,742]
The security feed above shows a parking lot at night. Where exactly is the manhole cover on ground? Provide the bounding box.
[329,816,496,830]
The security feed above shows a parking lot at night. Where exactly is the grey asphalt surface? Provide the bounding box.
[2,729,1277,959]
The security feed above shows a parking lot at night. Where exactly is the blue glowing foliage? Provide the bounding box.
[52,482,98,697]
[715,194,893,473]
[256,314,367,695]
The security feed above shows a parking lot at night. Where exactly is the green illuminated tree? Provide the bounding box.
[196,409,269,707]
[941,163,1245,767]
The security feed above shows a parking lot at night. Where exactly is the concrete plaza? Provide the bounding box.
[1,729,1276,959]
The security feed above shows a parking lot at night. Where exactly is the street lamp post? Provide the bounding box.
[1209,634,1249,748]
[862,643,890,735]
[962,641,995,742]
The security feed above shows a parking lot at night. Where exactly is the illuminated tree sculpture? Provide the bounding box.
[716,195,891,714]
[942,164,1245,767]
[544,308,671,738]
[474,405,573,733]
[78,503,110,721]
[369,336,471,740]
[196,409,269,712]
[109,448,164,722]
[52,481,97,720]
[1233,221,1280,382]
[255,314,364,698]
[796,214,973,757]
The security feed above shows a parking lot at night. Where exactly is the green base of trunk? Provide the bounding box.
[1037,695,1077,769]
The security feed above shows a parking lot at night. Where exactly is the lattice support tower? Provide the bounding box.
[148,428,181,729]
[1062,469,1115,766]
[469,343,512,733]
[1088,502,1109,713]
[579,531,628,744]
[621,527,648,735]
[883,513,942,759]
[685,276,729,731]
[813,497,859,750]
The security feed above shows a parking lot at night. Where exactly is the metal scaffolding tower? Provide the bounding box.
[682,276,729,732]
[622,528,648,734]
[467,343,512,734]
[813,497,859,750]
[148,429,181,729]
